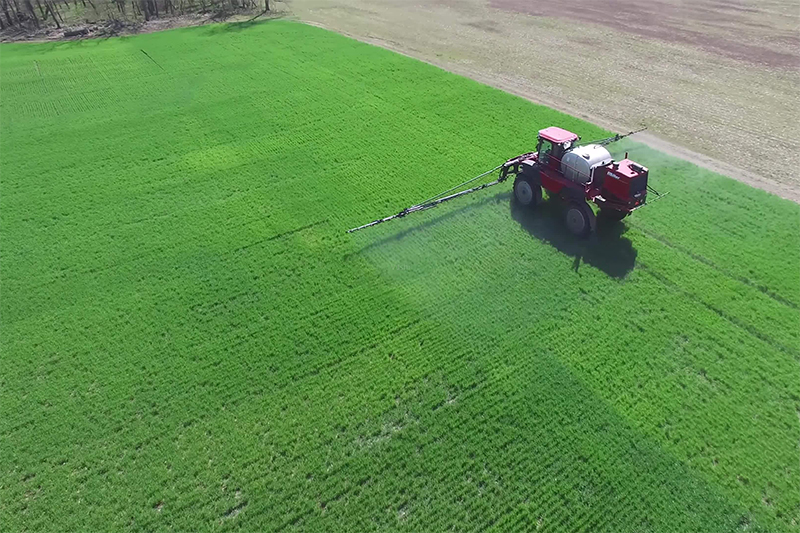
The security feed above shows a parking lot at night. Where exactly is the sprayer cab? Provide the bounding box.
[536,126,580,163]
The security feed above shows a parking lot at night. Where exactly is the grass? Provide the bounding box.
[1,20,799,532]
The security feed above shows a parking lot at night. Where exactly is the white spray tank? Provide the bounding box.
[560,144,613,184]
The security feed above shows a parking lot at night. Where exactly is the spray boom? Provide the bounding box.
[576,127,647,148]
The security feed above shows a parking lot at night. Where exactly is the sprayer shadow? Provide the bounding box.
[511,197,637,279]
[349,191,637,279]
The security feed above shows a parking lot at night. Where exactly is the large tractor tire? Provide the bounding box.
[565,201,597,237]
[598,208,628,221]
[513,174,542,207]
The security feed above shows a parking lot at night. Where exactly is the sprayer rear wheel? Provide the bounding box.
[565,201,596,237]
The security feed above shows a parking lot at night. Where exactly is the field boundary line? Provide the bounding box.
[299,20,800,204]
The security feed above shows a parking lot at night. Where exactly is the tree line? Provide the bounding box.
[0,0,270,30]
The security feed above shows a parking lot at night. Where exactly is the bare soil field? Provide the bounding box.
[494,0,799,69]
[0,15,208,42]
[288,0,800,201]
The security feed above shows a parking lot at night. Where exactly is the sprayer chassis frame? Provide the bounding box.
[502,154,637,214]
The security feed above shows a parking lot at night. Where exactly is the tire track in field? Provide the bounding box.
[226,352,472,529]
[197,338,440,527]
[248,316,422,389]
[139,49,166,72]
[638,263,798,357]
[188,288,423,397]
[233,219,329,253]
[631,223,798,310]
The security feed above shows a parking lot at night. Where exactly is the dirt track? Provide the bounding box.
[289,0,800,202]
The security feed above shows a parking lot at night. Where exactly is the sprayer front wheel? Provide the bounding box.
[513,175,542,207]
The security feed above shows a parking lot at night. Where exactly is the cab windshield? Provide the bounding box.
[537,139,554,163]
[538,138,571,162]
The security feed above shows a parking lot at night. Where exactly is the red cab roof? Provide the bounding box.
[538,126,579,144]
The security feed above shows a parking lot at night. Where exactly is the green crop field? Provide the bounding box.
[1,20,799,532]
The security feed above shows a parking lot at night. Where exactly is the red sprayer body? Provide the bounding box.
[347,126,664,236]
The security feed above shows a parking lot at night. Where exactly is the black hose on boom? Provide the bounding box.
[418,164,504,205]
